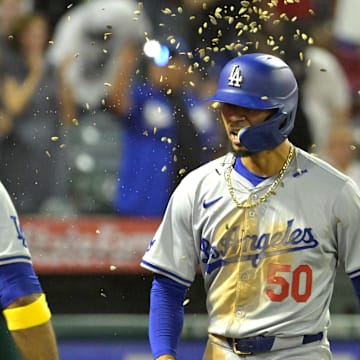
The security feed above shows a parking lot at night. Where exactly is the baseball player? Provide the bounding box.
[141,53,360,359]
[0,181,58,359]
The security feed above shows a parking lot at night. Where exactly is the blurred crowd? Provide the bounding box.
[0,0,360,217]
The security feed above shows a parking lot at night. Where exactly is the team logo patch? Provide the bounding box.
[228,64,243,88]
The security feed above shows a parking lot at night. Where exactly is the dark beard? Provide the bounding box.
[232,149,253,158]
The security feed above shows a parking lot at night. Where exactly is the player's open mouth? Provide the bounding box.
[230,129,241,145]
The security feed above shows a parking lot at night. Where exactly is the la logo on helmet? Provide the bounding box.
[228,64,243,88]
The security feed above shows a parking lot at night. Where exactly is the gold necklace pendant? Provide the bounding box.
[225,146,295,209]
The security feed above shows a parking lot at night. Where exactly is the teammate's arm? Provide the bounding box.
[150,275,187,359]
[0,262,59,360]
[4,293,59,360]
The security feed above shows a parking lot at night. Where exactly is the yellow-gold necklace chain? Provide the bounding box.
[225,146,295,209]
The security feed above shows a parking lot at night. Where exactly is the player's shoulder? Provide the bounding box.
[168,154,230,208]
[183,153,231,181]
[296,147,355,185]
[0,181,17,213]
[174,154,231,194]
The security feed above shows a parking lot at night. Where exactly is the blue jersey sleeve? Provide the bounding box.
[149,274,187,358]
[0,262,43,308]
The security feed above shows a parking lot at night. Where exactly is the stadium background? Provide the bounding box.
[1,0,359,359]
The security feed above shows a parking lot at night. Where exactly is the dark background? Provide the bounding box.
[40,273,208,314]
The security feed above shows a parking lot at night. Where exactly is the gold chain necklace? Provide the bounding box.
[224,146,295,209]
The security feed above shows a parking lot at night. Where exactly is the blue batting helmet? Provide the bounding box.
[206,53,298,152]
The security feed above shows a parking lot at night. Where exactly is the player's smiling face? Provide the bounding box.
[220,103,274,151]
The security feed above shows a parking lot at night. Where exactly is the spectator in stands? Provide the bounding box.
[48,0,150,115]
[323,124,360,187]
[111,39,223,217]
[0,0,33,141]
[47,0,151,213]
[0,13,70,214]
[0,0,32,47]
[302,20,352,155]
[332,0,360,122]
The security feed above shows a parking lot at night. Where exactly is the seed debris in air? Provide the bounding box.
[161,166,167,172]
[104,32,112,40]
[51,136,59,141]
[72,118,79,126]
[214,7,223,19]
[158,2,312,89]
[308,8,315,15]
[279,13,289,21]
[45,150,51,158]
[183,298,190,306]
[209,15,217,25]
[162,7,172,15]
[110,265,117,271]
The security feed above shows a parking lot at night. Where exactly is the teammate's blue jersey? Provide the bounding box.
[0,182,42,308]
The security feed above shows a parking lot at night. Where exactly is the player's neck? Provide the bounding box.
[241,140,293,177]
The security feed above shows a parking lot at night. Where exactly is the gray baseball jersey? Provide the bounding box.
[141,147,360,339]
[0,182,32,266]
